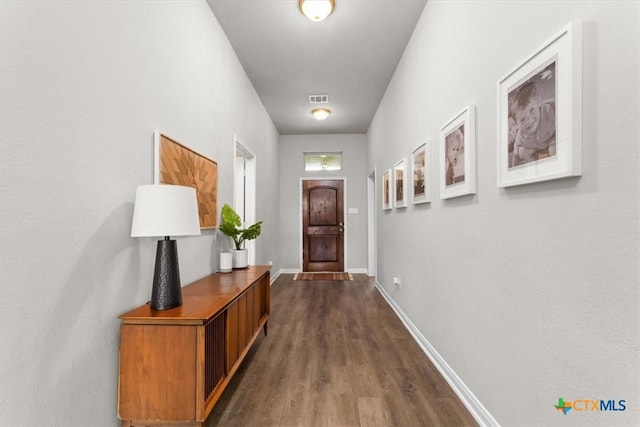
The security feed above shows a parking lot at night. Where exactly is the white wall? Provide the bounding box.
[0,1,279,425]
[279,134,368,272]
[368,1,639,426]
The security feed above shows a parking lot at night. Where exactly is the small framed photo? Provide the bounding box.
[497,21,582,187]
[411,142,430,204]
[439,105,476,199]
[393,159,407,208]
[382,169,392,211]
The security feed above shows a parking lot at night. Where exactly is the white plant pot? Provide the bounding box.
[230,249,248,269]
[219,252,233,273]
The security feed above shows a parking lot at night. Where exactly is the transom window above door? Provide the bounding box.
[304,152,342,171]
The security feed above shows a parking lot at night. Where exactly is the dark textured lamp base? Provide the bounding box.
[151,238,182,310]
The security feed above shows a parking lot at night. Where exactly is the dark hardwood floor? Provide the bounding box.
[207,274,478,427]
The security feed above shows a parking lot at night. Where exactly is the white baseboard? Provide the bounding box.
[375,281,500,427]
[270,269,281,285]
[278,268,299,274]
[347,268,369,274]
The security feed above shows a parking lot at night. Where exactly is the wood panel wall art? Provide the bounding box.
[154,132,218,229]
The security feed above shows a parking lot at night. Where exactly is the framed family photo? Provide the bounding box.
[439,105,476,199]
[382,169,392,211]
[393,159,407,208]
[497,21,582,187]
[411,142,430,204]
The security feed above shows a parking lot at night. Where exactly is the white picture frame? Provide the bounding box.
[382,169,392,211]
[411,142,430,204]
[439,105,476,199]
[393,159,407,208]
[497,21,582,187]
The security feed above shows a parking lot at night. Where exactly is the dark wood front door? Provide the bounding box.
[302,180,344,272]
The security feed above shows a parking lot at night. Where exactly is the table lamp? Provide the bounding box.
[131,184,201,310]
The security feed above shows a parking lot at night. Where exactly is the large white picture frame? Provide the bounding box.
[497,21,582,187]
[439,105,476,199]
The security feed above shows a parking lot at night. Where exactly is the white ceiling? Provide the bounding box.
[207,0,427,135]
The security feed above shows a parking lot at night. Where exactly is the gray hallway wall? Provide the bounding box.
[0,2,280,425]
[368,1,639,425]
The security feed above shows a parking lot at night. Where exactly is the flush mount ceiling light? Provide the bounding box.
[299,0,335,22]
[311,107,331,121]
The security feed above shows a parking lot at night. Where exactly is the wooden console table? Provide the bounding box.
[117,265,270,427]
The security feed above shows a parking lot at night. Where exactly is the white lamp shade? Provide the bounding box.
[131,184,202,237]
[300,0,335,22]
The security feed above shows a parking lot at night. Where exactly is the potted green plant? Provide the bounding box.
[219,203,263,268]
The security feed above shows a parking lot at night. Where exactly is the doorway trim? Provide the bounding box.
[233,135,257,265]
[299,177,347,272]
[367,169,377,278]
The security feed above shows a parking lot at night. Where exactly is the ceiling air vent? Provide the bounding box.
[308,94,329,104]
